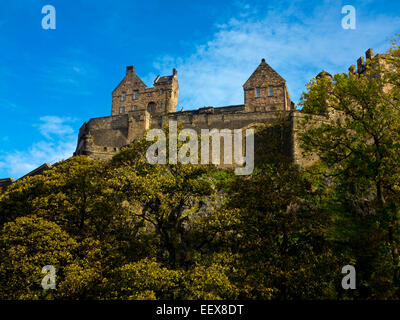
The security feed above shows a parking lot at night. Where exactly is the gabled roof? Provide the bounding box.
[112,69,147,93]
[19,163,52,180]
[127,71,147,88]
[243,58,286,88]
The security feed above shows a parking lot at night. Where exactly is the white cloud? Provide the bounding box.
[0,116,77,179]
[37,116,75,139]
[3,140,76,178]
[147,1,400,109]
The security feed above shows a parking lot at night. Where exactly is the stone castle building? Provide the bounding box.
[74,58,296,161]
[0,48,383,192]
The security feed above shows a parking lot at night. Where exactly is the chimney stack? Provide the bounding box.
[126,65,134,74]
[173,68,177,76]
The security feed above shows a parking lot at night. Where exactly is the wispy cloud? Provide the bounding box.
[147,1,400,108]
[0,98,18,110]
[0,116,76,179]
[36,116,76,140]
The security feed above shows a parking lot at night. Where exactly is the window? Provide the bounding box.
[256,87,260,98]
[133,91,138,100]
[132,105,137,110]
[119,107,125,114]
[159,89,163,95]
[148,102,156,112]
[159,102,163,109]
[103,147,107,152]
[268,86,273,96]
[121,92,126,101]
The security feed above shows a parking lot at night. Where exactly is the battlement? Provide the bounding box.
[347,48,388,75]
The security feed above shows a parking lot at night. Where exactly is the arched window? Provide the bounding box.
[147,102,156,113]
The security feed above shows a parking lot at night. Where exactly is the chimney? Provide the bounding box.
[357,57,365,73]
[173,68,177,76]
[365,48,374,60]
[126,65,134,74]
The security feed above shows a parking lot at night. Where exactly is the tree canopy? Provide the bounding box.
[1,39,400,300]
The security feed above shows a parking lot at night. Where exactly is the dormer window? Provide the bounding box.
[119,107,125,114]
[256,87,261,98]
[268,86,273,96]
[121,92,126,101]
[132,105,137,110]
[133,91,138,100]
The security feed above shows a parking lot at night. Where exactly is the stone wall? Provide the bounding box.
[111,66,178,117]
[74,107,300,165]
[75,58,299,165]
[243,59,294,112]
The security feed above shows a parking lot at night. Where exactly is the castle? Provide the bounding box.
[0,48,383,191]
[74,59,296,161]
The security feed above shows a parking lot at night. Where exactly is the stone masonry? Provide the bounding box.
[0,47,385,194]
[0,48,384,192]
[74,58,297,161]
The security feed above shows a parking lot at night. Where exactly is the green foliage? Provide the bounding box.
[211,162,338,299]
[0,215,77,299]
[2,38,400,300]
[300,38,400,298]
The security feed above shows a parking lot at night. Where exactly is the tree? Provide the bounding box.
[299,39,400,298]
[210,160,338,299]
[0,215,77,299]
[106,126,218,268]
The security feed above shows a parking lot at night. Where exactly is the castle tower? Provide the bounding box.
[111,66,179,116]
[243,58,293,112]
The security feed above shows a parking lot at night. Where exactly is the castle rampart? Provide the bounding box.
[75,59,297,161]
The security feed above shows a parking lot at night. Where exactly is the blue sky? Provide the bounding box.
[0,0,399,179]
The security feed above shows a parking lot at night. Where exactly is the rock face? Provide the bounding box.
[74,59,297,162]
